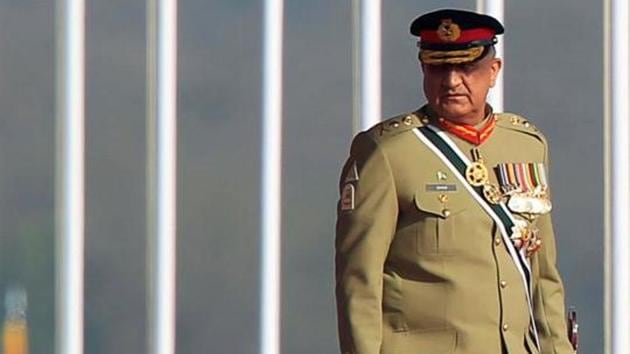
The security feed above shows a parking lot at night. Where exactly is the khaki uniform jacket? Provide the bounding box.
[335,106,574,354]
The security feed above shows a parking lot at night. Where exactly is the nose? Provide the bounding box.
[441,67,462,90]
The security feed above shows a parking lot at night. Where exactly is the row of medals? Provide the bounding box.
[465,148,543,257]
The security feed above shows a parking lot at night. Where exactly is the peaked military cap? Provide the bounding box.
[410,9,504,65]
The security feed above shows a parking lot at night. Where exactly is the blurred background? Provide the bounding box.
[0,0,602,353]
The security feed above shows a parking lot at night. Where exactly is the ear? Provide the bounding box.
[489,58,502,87]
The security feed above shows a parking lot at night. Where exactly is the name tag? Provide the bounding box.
[425,184,457,192]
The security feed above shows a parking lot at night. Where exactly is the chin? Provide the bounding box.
[437,105,472,120]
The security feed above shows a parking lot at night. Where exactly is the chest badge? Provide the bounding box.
[482,184,502,204]
[498,162,551,257]
[467,148,502,204]
[466,162,489,187]
[497,162,552,214]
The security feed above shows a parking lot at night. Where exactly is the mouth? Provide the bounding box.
[441,94,467,101]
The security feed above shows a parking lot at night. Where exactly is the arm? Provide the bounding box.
[532,137,574,354]
[335,133,398,354]
[532,212,575,354]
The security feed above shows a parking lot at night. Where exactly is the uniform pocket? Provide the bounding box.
[413,191,466,256]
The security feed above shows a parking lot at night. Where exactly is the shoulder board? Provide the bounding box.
[367,110,428,140]
[495,112,546,144]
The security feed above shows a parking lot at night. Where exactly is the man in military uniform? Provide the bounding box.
[335,9,574,354]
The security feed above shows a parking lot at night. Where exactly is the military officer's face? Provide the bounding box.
[422,51,502,123]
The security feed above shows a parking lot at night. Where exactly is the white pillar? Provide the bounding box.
[352,0,382,134]
[605,0,630,353]
[603,2,611,353]
[351,0,361,134]
[477,0,504,112]
[260,0,284,354]
[55,0,85,353]
[146,0,178,353]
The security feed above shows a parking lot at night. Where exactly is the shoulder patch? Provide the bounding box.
[343,160,359,183]
[340,183,356,211]
[367,111,427,140]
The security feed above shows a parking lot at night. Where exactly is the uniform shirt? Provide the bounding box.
[335,105,574,354]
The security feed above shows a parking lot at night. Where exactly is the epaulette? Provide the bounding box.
[367,110,428,140]
[495,112,546,144]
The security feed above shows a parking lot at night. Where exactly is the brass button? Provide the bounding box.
[494,237,502,246]
[500,280,508,288]
[438,194,449,203]
[502,324,509,331]
[389,121,400,128]
[442,209,451,218]
[403,115,413,125]
[511,117,519,125]
[523,121,531,128]
[421,118,430,124]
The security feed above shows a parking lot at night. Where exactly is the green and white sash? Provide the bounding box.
[413,124,541,350]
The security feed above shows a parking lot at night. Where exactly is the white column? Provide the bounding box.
[146,0,178,353]
[260,0,284,354]
[605,0,630,353]
[476,0,504,112]
[55,0,85,353]
[352,0,361,134]
[353,0,382,134]
[603,0,612,352]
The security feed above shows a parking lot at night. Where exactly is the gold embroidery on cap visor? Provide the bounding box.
[420,46,485,65]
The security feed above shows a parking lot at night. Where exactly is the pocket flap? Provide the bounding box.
[414,189,471,218]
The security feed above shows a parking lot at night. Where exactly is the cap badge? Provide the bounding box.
[437,19,461,42]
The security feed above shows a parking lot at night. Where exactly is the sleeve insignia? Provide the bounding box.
[340,183,356,212]
[343,160,359,183]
